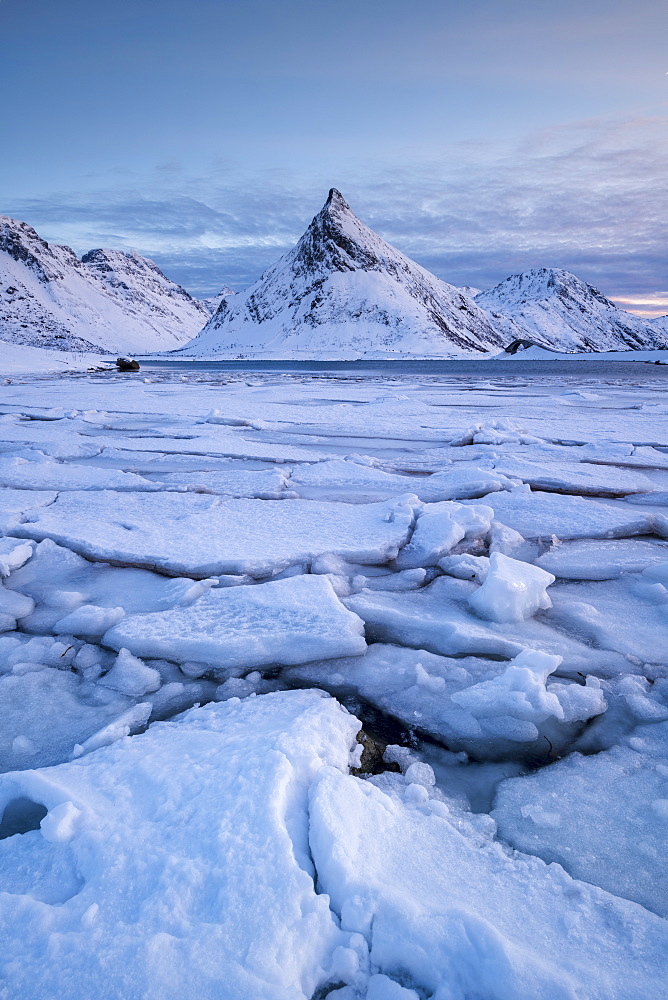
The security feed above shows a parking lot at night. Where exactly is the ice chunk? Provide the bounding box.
[0,538,33,578]
[286,644,606,759]
[12,491,416,577]
[98,648,161,697]
[0,690,358,999]
[493,721,668,917]
[104,574,366,671]
[395,501,492,569]
[468,552,555,622]
[450,649,604,743]
[71,703,153,758]
[54,605,125,638]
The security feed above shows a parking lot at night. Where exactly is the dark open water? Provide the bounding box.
[142,358,668,383]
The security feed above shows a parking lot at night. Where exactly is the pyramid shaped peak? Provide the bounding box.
[324,187,351,213]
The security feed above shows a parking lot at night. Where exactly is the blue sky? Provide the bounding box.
[2,0,667,313]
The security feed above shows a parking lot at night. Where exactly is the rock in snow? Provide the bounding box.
[181,189,506,358]
[0,216,210,353]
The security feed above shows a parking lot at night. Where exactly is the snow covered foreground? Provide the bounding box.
[1,367,668,999]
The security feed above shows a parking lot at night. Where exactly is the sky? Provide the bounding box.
[1,0,667,314]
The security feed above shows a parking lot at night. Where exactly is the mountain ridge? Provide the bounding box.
[0,216,210,354]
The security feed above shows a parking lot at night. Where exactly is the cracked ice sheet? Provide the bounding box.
[10,491,416,578]
[308,765,668,1000]
[103,574,366,670]
[0,690,359,1000]
[0,666,135,773]
[546,576,668,672]
[534,538,668,579]
[284,643,604,759]
[492,719,668,918]
[345,576,630,677]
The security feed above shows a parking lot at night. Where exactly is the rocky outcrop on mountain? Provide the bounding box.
[199,286,236,316]
[475,269,668,353]
[0,217,210,353]
[181,190,505,358]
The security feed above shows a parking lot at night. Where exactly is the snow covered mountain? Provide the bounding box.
[181,189,505,358]
[475,268,668,353]
[0,217,211,353]
[652,315,668,337]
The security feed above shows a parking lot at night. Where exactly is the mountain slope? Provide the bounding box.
[0,217,210,353]
[475,269,668,352]
[181,189,505,358]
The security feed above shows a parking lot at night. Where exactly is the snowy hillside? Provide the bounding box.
[476,268,668,352]
[181,189,505,358]
[0,217,210,354]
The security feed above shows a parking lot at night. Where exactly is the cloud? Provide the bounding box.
[4,115,667,308]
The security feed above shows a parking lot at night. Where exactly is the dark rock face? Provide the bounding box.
[186,189,506,357]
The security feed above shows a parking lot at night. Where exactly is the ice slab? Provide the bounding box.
[153,467,293,498]
[493,721,668,917]
[0,487,57,532]
[11,492,416,577]
[346,576,630,677]
[0,666,133,773]
[286,643,604,758]
[309,766,668,1000]
[0,691,358,999]
[395,501,492,569]
[464,489,666,540]
[5,539,219,632]
[546,576,668,671]
[103,574,366,671]
[487,456,655,496]
[535,538,668,579]
[467,551,554,622]
[290,459,513,502]
[0,455,162,492]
